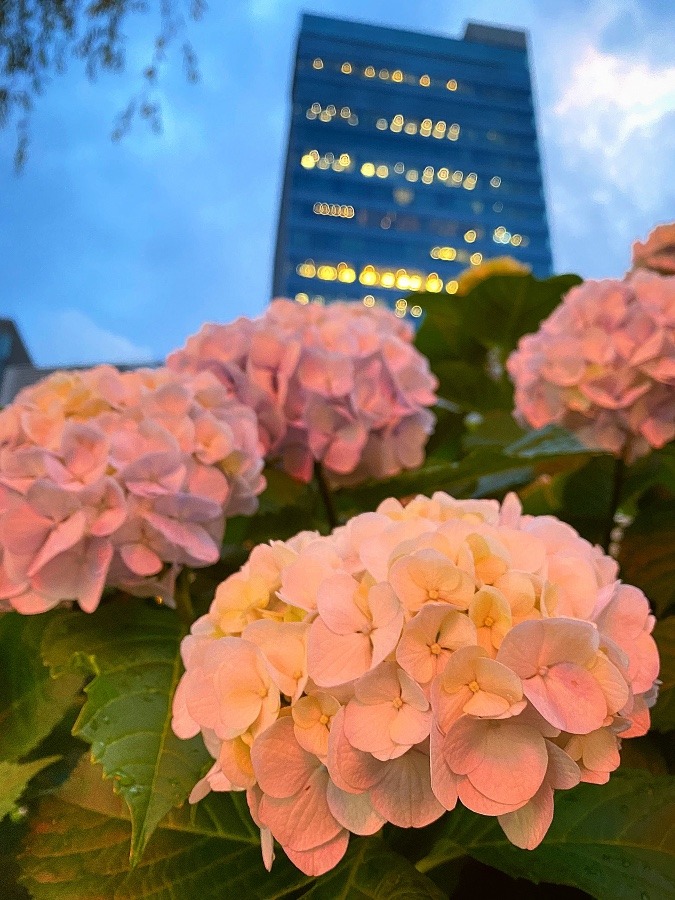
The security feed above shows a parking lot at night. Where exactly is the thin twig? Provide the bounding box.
[314,460,338,531]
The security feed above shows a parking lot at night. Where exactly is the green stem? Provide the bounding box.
[314,460,338,531]
[603,455,626,553]
[174,568,195,629]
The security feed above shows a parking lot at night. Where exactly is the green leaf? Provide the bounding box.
[652,617,675,733]
[414,295,485,369]
[618,500,675,618]
[452,272,582,354]
[19,757,309,900]
[298,837,445,899]
[504,424,592,459]
[41,600,211,866]
[417,770,675,900]
[0,611,83,761]
[433,360,513,413]
[0,757,59,822]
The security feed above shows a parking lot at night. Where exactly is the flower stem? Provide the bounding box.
[314,460,338,532]
[602,455,626,553]
[174,568,196,629]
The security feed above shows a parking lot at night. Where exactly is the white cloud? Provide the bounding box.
[36,309,154,367]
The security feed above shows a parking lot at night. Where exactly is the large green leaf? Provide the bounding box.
[20,759,443,900]
[41,601,211,866]
[0,611,83,761]
[299,838,444,899]
[618,500,675,618]
[652,617,675,733]
[416,770,675,900]
[452,272,582,354]
[19,757,309,900]
[0,757,59,822]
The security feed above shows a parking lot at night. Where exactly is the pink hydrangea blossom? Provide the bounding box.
[167,299,438,483]
[632,222,675,275]
[0,366,265,613]
[173,491,660,875]
[507,272,675,461]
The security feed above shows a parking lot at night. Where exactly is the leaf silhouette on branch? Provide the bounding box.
[0,0,206,169]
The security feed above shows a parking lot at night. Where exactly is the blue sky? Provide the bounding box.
[1,0,674,367]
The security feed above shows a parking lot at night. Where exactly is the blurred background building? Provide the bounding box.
[273,14,553,317]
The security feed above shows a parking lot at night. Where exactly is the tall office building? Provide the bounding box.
[273,14,553,318]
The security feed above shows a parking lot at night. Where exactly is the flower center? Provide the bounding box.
[428,588,439,599]
[468,680,481,693]
[392,697,403,709]
[429,642,442,655]
[483,616,494,627]
[538,665,549,677]
[319,714,330,726]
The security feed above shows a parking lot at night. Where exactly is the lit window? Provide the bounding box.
[430,247,440,259]
[379,69,389,79]
[433,121,447,138]
[409,274,423,290]
[361,162,375,177]
[341,62,352,74]
[297,260,316,278]
[392,69,403,82]
[326,105,336,116]
[376,118,388,130]
[448,124,460,140]
[511,234,523,246]
[451,170,463,184]
[301,154,315,169]
[312,58,323,69]
[393,161,405,174]
[490,176,502,188]
[464,230,477,243]
[317,265,337,281]
[365,65,376,77]
[404,122,418,134]
[493,201,503,212]
[410,305,422,317]
[360,266,378,286]
[295,292,309,304]
[426,273,443,293]
[339,153,351,166]
[340,106,351,118]
[363,295,376,307]
[470,252,483,266]
[338,266,356,282]
[375,164,389,178]
[381,271,396,288]
[395,308,406,318]
[395,298,407,309]
[405,170,419,182]
[306,109,317,120]
[396,270,410,289]
[420,74,431,87]
[446,79,458,91]
[393,114,404,126]
[446,280,459,294]
[380,216,392,229]
[438,167,449,180]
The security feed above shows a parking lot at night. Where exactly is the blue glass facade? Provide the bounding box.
[273,14,553,319]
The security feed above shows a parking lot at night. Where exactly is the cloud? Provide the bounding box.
[33,309,154,367]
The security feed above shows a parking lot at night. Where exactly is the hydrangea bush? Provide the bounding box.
[172,491,659,875]
[0,365,264,612]
[168,299,438,484]
[1,225,674,900]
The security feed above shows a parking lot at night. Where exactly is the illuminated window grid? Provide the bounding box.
[295,259,461,295]
[312,55,462,95]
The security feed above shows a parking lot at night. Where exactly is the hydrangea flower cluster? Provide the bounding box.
[167,299,438,484]
[0,365,265,614]
[172,492,659,876]
[507,270,675,460]
[632,222,675,275]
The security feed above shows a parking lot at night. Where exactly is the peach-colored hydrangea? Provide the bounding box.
[632,222,675,275]
[507,272,675,461]
[0,365,265,614]
[167,299,438,483]
[172,492,659,875]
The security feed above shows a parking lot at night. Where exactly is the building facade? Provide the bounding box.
[272,14,553,319]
